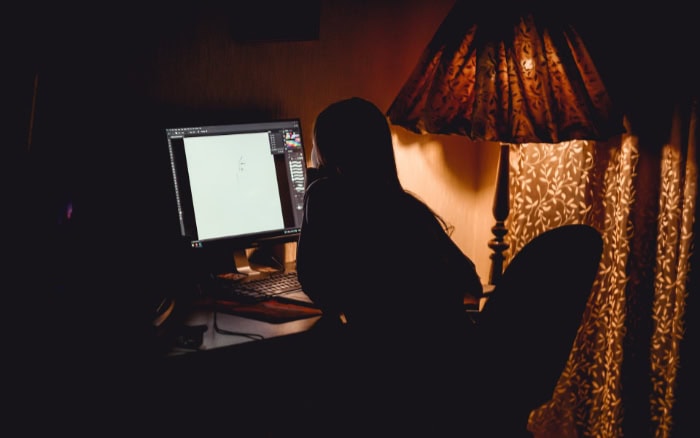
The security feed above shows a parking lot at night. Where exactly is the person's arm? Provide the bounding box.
[296,179,349,316]
[443,232,484,300]
[417,197,484,301]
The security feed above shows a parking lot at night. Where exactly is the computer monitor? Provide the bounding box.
[165,118,308,277]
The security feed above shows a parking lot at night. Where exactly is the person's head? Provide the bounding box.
[312,97,400,187]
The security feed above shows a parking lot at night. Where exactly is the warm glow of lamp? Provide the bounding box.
[386,2,624,285]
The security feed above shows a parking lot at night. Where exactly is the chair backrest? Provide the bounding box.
[473,224,603,436]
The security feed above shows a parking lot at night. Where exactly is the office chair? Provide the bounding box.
[471,224,603,437]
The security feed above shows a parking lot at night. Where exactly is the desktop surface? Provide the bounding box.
[166,282,492,358]
[169,306,322,355]
[165,261,322,356]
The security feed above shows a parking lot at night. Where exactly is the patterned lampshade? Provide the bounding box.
[386,3,625,143]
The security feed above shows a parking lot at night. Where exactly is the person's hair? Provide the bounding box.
[312,97,401,189]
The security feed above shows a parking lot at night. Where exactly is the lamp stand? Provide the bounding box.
[488,143,510,286]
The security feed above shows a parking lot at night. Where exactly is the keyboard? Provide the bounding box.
[213,270,311,305]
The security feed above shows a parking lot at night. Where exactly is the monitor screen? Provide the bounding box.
[165,119,307,274]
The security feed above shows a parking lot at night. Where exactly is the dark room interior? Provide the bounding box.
[6,1,698,436]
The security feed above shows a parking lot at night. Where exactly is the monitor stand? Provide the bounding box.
[232,249,262,276]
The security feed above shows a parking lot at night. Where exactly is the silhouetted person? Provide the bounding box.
[296,97,483,435]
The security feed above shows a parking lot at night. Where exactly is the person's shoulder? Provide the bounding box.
[306,175,356,197]
[304,177,353,217]
[306,176,341,198]
[401,191,437,217]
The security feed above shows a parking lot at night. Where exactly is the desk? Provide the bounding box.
[169,305,322,355]
[159,244,491,356]
[162,261,323,356]
[166,282,492,357]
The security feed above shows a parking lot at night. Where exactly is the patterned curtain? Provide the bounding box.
[521,99,697,437]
